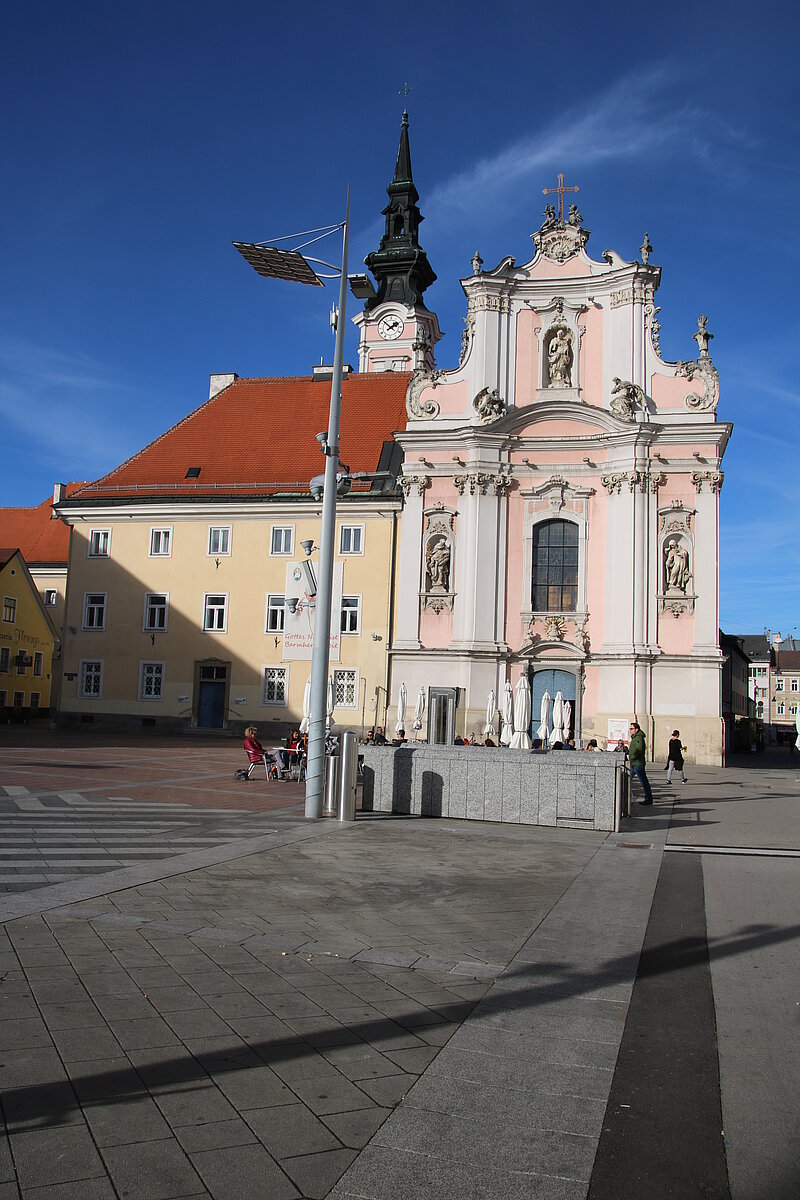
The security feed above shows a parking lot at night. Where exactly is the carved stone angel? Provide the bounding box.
[473,386,505,423]
[610,377,645,422]
[567,203,583,227]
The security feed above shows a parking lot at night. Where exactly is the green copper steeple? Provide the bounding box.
[364,109,436,310]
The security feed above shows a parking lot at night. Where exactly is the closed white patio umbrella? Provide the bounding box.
[564,700,573,741]
[483,690,497,738]
[795,706,800,750]
[413,687,426,735]
[396,682,408,734]
[551,690,565,744]
[510,676,532,749]
[537,689,551,742]
[500,681,514,745]
[299,676,312,734]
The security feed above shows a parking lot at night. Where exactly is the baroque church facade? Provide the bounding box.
[357,121,731,764]
[47,110,730,764]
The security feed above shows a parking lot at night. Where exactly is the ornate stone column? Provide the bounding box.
[691,470,724,654]
[394,474,428,650]
[450,471,511,652]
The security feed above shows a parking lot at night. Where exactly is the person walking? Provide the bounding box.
[666,730,688,785]
[628,720,653,806]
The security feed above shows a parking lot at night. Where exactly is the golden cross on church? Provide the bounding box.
[542,173,579,223]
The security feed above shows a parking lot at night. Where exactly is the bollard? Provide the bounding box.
[337,731,358,821]
[322,752,339,817]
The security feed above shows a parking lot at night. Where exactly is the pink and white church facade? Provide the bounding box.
[356,121,731,764]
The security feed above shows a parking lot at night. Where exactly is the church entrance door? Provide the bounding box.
[531,668,577,741]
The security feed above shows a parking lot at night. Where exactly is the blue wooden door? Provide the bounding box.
[197,681,225,728]
[531,669,577,740]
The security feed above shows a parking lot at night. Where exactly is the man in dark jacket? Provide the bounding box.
[628,721,653,806]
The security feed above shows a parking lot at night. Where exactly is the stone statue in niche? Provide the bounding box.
[426,537,451,592]
[664,539,691,593]
[547,327,573,387]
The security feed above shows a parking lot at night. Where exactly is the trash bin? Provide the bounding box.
[323,752,339,817]
[337,731,358,822]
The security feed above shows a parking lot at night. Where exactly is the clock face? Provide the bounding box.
[378,314,404,341]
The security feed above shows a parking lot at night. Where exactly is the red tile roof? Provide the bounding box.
[0,486,85,565]
[67,373,412,501]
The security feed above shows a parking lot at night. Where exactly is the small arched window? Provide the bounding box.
[532,520,578,612]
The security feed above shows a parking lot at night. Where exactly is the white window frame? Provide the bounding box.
[88,529,110,558]
[139,660,165,702]
[2,596,16,623]
[30,692,40,710]
[83,592,107,631]
[791,703,798,716]
[340,594,362,635]
[33,652,43,677]
[262,665,288,706]
[208,526,232,556]
[265,594,285,633]
[149,527,172,557]
[339,524,364,556]
[791,679,799,693]
[13,691,24,709]
[203,593,228,632]
[776,678,784,692]
[143,592,169,633]
[333,668,358,709]
[776,702,785,716]
[44,589,58,607]
[270,525,294,556]
[79,660,103,698]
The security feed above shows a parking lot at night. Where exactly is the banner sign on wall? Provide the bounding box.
[282,561,343,661]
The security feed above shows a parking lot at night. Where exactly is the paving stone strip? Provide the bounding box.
[1,815,617,1199]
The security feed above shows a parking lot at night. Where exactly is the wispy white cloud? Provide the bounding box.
[428,65,752,216]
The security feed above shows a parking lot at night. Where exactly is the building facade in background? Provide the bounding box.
[0,549,58,719]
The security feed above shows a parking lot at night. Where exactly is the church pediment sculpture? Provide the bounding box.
[473,386,506,424]
[546,327,573,388]
[675,315,719,412]
[610,377,646,422]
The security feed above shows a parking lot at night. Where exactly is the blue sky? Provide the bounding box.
[1,0,797,637]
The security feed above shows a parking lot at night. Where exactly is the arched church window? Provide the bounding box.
[532,520,578,612]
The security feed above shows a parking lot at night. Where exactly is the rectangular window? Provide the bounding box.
[333,668,357,708]
[339,525,363,555]
[791,704,798,716]
[144,593,168,632]
[44,589,58,607]
[266,595,285,633]
[0,648,8,673]
[340,596,361,634]
[777,702,785,716]
[270,526,293,555]
[33,652,43,677]
[83,592,107,630]
[88,529,110,557]
[263,666,288,706]
[80,660,103,698]
[0,691,6,707]
[208,526,231,556]
[15,654,27,676]
[792,679,798,693]
[13,691,24,709]
[776,678,784,692]
[30,693,40,711]
[149,528,172,556]
[140,661,164,701]
[2,597,16,623]
[203,594,227,631]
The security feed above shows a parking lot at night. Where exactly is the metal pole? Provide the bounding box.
[305,187,350,819]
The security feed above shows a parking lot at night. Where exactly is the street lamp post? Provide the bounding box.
[234,190,352,818]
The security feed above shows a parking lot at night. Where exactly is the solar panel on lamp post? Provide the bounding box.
[233,188,351,820]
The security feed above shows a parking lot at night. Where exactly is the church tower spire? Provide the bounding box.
[354,108,441,375]
[364,109,437,311]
